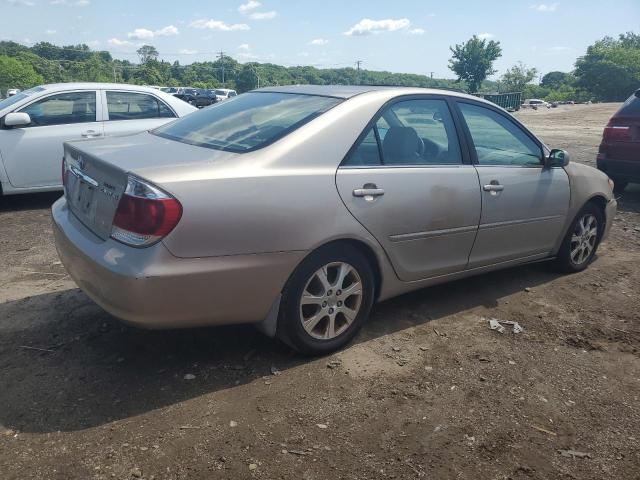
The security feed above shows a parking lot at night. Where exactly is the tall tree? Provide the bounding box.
[0,55,44,91]
[540,71,571,89]
[499,62,538,92]
[575,33,640,101]
[448,35,502,93]
[136,45,159,64]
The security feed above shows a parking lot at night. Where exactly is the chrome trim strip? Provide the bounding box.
[389,224,478,242]
[69,165,99,187]
[479,215,563,230]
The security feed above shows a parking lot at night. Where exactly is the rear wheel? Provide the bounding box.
[277,244,374,355]
[554,203,604,273]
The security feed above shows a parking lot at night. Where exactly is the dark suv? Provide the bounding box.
[597,89,640,192]
[173,88,217,108]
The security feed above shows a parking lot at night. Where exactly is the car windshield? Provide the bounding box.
[152,92,342,153]
[0,86,45,111]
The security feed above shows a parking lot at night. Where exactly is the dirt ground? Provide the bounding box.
[1,103,639,480]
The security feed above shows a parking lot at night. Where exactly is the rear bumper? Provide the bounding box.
[597,157,640,183]
[52,198,304,329]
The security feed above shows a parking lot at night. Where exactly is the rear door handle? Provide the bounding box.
[81,130,102,138]
[353,188,385,198]
[483,184,504,192]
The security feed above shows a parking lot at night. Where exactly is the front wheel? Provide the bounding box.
[554,203,604,273]
[276,244,375,355]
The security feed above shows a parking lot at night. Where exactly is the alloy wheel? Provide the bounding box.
[299,262,363,340]
[570,214,598,265]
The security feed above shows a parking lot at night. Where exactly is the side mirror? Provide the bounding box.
[546,148,569,168]
[4,112,31,128]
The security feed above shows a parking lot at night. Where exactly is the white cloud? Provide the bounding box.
[107,38,133,47]
[249,10,277,20]
[237,43,250,50]
[45,29,57,34]
[50,0,90,5]
[477,32,494,40]
[408,28,425,35]
[549,46,571,51]
[238,0,260,13]
[5,0,35,6]
[127,25,179,40]
[309,38,329,45]
[190,19,250,31]
[344,18,411,36]
[86,40,101,47]
[236,51,259,60]
[179,48,198,54]
[530,3,558,12]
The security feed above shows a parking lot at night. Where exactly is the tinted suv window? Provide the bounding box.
[107,91,175,121]
[153,92,341,153]
[459,102,542,166]
[344,98,462,167]
[617,92,640,116]
[19,91,96,127]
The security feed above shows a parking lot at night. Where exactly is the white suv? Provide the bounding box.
[0,83,196,195]
[214,88,238,102]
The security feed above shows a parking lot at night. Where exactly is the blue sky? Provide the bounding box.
[1,0,639,79]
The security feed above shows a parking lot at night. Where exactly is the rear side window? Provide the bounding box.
[343,98,462,167]
[153,92,342,153]
[19,91,96,127]
[617,92,640,116]
[107,91,175,121]
[459,102,542,166]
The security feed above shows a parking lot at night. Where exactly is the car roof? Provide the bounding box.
[39,82,164,93]
[254,84,478,100]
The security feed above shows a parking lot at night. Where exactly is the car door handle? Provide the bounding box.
[483,184,504,192]
[353,187,385,198]
[81,130,102,138]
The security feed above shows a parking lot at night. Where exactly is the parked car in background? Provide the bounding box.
[53,85,616,355]
[0,83,196,196]
[174,88,217,108]
[7,88,21,97]
[214,88,237,101]
[597,89,640,192]
[523,98,550,109]
[161,87,180,94]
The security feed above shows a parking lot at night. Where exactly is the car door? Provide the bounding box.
[102,90,177,137]
[456,100,570,268]
[1,90,101,188]
[336,96,481,281]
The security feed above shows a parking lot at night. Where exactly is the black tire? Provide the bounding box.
[612,179,628,194]
[554,202,604,273]
[276,243,375,355]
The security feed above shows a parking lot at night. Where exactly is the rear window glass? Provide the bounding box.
[152,92,342,153]
[617,92,640,116]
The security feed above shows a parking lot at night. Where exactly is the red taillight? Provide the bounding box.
[602,125,631,142]
[111,176,182,247]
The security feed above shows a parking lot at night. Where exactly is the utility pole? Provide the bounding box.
[218,51,226,86]
[113,66,117,83]
[355,60,363,85]
[430,71,434,79]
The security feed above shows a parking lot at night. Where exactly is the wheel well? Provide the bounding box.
[587,195,607,218]
[313,239,383,302]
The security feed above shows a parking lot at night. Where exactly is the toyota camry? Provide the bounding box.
[52,85,617,354]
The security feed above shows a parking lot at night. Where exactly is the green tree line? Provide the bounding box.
[1,32,638,102]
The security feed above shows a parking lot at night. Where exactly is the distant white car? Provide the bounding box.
[0,83,196,195]
[523,98,550,109]
[7,89,20,97]
[214,88,237,102]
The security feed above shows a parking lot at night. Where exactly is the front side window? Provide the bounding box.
[343,98,462,167]
[459,102,542,166]
[19,91,96,127]
[153,92,342,153]
[106,91,175,121]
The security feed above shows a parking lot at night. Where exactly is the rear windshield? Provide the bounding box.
[617,91,640,116]
[152,92,342,153]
